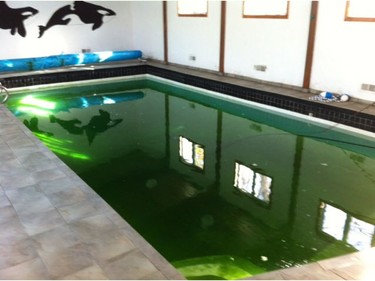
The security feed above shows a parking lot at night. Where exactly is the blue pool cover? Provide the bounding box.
[0,50,142,73]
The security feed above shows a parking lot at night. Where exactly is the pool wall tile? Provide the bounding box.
[2,64,375,133]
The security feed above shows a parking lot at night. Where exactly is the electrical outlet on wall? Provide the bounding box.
[254,65,267,72]
[189,55,196,61]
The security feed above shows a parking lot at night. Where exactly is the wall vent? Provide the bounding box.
[361,83,375,92]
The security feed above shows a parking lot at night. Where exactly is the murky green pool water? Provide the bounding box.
[7,76,375,279]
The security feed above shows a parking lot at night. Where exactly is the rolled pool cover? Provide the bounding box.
[0,50,142,73]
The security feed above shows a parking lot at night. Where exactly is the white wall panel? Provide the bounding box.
[311,0,375,101]
[225,1,311,87]
[167,1,221,71]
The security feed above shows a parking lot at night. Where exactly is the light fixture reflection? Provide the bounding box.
[20,95,56,109]
[34,133,90,160]
[17,106,52,116]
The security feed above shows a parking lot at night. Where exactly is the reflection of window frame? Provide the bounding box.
[233,161,272,205]
[318,201,375,251]
[178,0,208,17]
[344,1,375,22]
[179,136,205,170]
[243,0,290,19]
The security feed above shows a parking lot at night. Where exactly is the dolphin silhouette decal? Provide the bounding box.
[38,1,116,38]
[0,1,39,37]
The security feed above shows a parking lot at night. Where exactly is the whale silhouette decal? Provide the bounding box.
[0,1,39,37]
[39,1,116,38]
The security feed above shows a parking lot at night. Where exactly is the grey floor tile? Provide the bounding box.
[330,264,364,280]
[31,225,82,253]
[0,193,11,208]
[38,176,80,194]
[61,264,109,280]
[38,243,94,279]
[46,187,87,208]
[69,215,118,241]
[318,252,361,270]
[19,151,59,172]
[18,208,66,236]
[279,263,344,280]
[0,257,50,280]
[0,219,29,243]
[0,123,20,135]
[5,185,43,202]
[34,168,67,182]
[0,158,23,176]
[10,144,45,159]
[0,173,36,190]
[0,238,38,271]
[0,205,17,224]
[24,159,59,173]
[5,133,35,148]
[57,200,99,223]
[18,151,52,165]
[247,270,285,280]
[101,249,159,280]
[85,229,135,262]
[0,150,14,161]
[333,263,375,280]
[6,185,54,216]
[142,270,168,280]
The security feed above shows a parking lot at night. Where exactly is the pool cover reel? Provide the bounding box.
[0,50,142,73]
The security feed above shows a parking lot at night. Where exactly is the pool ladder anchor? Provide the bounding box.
[0,82,9,104]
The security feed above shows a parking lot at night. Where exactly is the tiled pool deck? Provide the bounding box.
[1,61,375,280]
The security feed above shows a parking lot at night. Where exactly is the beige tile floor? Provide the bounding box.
[1,61,375,280]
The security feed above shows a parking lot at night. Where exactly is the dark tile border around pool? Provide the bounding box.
[1,64,375,133]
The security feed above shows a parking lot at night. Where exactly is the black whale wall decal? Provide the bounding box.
[0,1,39,37]
[0,1,116,38]
[38,1,116,38]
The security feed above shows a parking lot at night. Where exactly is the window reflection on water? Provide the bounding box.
[179,136,205,170]
[234,162,272,204]
[320,202,375,251]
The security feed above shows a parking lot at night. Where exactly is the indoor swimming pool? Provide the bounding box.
[6,75,375,280]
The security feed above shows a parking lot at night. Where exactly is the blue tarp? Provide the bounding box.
[0,50,142,73]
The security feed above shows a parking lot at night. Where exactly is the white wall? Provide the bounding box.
[311,0,375,101]
[167,1,221,71]
[0,1,133,59]
[225,1,311,87]
[129,1,164,61]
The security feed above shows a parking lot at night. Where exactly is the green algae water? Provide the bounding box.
[7,76,375,280]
